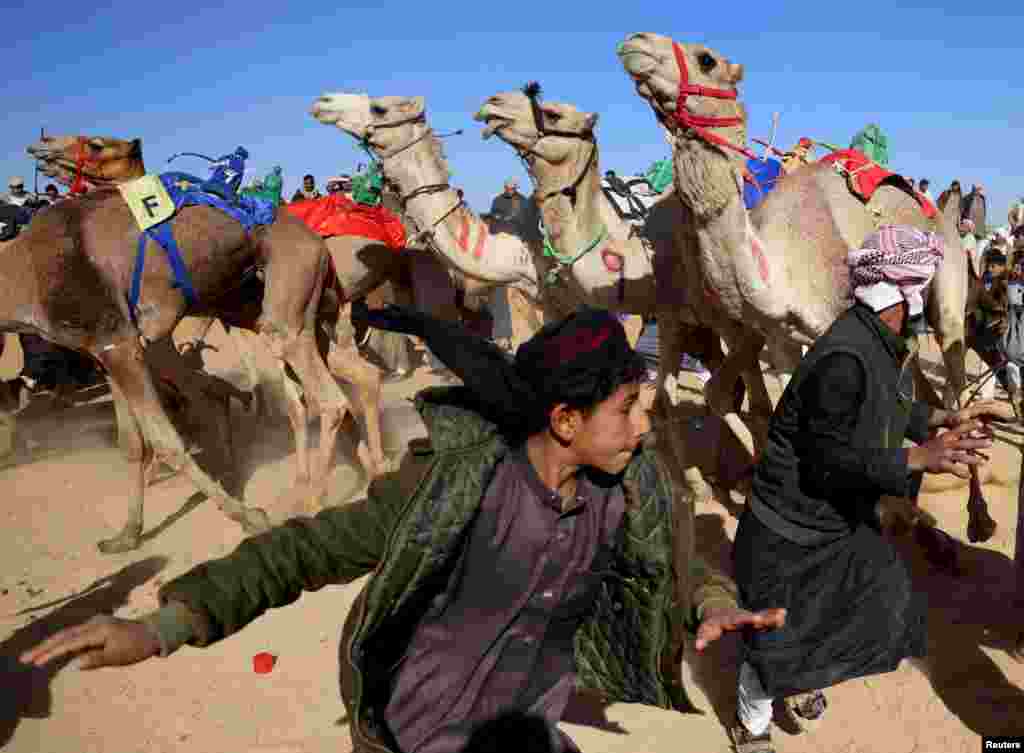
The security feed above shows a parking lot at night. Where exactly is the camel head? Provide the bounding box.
[616,33,747,147]
[474,85,598,167]
[27,134,144,188]
[311,92,427,157]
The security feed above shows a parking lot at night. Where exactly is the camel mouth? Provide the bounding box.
[616,44,658,79]
[478,114,512,141]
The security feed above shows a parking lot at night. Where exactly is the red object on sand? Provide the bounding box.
[253,652,277,674]
[285,194,406,249]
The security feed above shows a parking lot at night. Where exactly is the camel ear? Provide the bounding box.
[584,112,599,132]
[729,63,744,84]
[130,138,142,158]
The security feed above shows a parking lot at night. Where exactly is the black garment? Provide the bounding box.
[738,303,931,695]
[489,191,526,224]
[960,190,987,232]
[734,507,926,696]
[0,203,24,240]
[750,304,930,545]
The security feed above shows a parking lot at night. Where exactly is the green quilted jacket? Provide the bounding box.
[150,387,738,753]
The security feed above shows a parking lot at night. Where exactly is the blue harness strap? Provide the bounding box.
[129,221,198,324]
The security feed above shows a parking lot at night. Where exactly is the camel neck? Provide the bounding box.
[377,131,539,294]
[532,141,607,260]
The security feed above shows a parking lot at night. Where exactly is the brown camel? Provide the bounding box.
[6,155,383,554]
[26,133,427,488]
[617,33,997,544]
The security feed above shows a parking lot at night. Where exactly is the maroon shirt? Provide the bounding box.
[383,447,626,753]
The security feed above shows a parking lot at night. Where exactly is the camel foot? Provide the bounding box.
[97,527,143,554]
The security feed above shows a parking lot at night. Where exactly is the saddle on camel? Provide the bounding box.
[15,134,391,554]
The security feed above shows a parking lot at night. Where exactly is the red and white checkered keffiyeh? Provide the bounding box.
[847,225,945,317]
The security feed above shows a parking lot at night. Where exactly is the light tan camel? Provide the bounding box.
[474,86,760,493]
[6,157,385,553]
[310,94,556,325]
[616,34,998,543]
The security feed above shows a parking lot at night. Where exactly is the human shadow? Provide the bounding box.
[0,556,167,747]
[560,689,628,734]
[891,529,1024,735]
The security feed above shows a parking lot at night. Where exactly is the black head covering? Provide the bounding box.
[352,301,645,436]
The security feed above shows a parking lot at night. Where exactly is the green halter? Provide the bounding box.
[541,223,608,286]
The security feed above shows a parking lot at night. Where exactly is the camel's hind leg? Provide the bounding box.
[95,340,270,553]
[324,302,387,479]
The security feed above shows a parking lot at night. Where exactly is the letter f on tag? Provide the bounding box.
[141,195,160,218]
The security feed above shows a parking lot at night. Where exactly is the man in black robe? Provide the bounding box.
[728,225,1010,753]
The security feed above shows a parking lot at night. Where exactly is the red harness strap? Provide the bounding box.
[69,137,94,195]
[669,43,759,162]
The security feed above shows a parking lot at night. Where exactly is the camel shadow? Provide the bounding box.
[891,531,1024,735]
[0,556,167,747]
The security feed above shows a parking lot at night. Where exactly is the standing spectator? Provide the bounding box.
[489,178,526,228]
[961,183,987,235]
[44,184,61,204]
[486,180,526,353]
[290,174,322,202]
[937,180,962,213]
[1,176,44,210]
[917,179,934,202]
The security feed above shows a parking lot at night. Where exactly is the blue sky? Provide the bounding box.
[6,2,1022,223]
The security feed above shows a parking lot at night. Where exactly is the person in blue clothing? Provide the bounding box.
[201,147,248,201]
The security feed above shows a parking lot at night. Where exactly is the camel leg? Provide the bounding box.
[277,329,352,513]
[656,318,712,503]
[95,340,269,553]
[325,302,387,480]
[96,399,159,554]
[280,362,311,492]
[705,330,765,464]
[0,379,18,459]
[110,377,143,461]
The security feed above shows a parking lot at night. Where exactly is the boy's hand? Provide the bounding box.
[695,606,787,652]
[19,615,161,670]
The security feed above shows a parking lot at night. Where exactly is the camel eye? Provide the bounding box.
[697,52,716,71]
[370,104,387,116]
[544,110,562,122]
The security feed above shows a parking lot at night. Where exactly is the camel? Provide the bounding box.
[473,86,757,488]
[311,94,556,322]
[9,145,388,554]
[26,134,437,488]
[615,34,997,543]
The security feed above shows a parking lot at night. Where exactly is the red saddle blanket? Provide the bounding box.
[819,149,937,219]
[285,194,406,249]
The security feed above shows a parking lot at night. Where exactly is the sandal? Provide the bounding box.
[788,689,828,721]
[727,715,775,753]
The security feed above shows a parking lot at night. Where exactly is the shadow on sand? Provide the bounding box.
[0,556,167,747]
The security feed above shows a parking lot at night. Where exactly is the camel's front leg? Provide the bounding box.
[704,330,765,465]
[97,340,270,552]
[0,379,18,459]
[654,319,711,503]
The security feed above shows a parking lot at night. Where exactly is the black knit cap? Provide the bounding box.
[352,302,645,435]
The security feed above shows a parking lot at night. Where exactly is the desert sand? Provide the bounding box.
[0,322,1021,753]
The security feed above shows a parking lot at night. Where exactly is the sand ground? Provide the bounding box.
[0,323,1021,753]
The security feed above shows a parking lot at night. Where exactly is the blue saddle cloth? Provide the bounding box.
[128,172,276,322]
[743,157,783,211]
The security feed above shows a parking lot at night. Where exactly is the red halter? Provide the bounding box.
[668,42,758,162]
[69,137,97,195]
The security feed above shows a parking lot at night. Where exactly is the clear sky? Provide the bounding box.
[6,2,1021,223]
